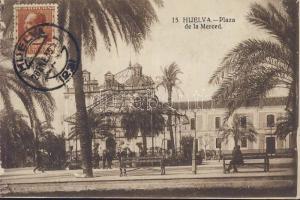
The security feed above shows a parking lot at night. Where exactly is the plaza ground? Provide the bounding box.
[0,158,297,198]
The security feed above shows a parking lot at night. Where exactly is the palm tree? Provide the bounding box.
[60,0,163,177]
[0,109,35,168]
[2,0,163,177]
[0,65,56,167]
[121,110,165,155]
[219,114,258,148]
[156,62,182,154]
[67,110,115,148]
[209,1,298,142]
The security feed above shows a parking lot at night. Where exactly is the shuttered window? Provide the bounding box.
[215,117,221,129]
[191,118,195,130]
[267,114,275,127]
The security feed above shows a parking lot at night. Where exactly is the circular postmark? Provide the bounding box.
[13,23,80,91]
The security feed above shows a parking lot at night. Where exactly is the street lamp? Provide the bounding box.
[180,114,189,154]
[192,110,197,174]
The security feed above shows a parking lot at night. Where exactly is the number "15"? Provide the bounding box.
[172,17,179,23]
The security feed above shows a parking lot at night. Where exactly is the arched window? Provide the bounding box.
[267,114,275,127]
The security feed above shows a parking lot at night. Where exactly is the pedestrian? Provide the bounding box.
[93,150,100,169]
[226,145,244,173]
[33,150,45,173]
[102,149,107,169]
[106,149,113,169]
[117,148,127,176]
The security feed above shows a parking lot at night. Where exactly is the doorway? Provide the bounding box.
[106,137,116,157]
[266,137,276,154]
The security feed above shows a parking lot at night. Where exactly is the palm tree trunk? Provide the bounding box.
[142,134,147,155]
[234,136,238,148]
[70,17,93,177]
[167,89,175,154]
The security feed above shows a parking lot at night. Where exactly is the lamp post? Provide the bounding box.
[192,111,197,174]
[179,117,182,154]
[151,108,154,155]
[174,114,177,155]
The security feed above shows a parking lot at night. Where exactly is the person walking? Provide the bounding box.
[33,150,45,173]
[226,145,244,173]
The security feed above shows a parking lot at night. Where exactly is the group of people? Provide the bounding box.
[93,149,114,169]
[34,145,244,174]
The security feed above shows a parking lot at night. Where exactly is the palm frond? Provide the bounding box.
[247,3,291,47]
[209,39,292,84]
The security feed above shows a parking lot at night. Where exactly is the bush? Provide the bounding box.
[180,136,194,161]
[40,134,67,170]
[165,152,203,166]
[206,150,217,160]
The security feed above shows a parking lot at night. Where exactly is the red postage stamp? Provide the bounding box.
[13,4,58,55]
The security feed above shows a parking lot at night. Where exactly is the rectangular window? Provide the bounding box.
[240,116,247,128]
[191,118,196,130]
[215,117,221,129]
[267,114,275,127]
[241,137,247,148]
[167,140,172,150]
[216,138,222,149]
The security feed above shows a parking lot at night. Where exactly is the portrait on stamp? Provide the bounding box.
[14,4,58,55]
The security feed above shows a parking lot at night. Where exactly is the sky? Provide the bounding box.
[7,0,286,133]
[77,0,283,102]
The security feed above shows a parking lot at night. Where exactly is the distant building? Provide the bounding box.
[171,97,292,153]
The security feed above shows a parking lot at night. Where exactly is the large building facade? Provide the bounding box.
[171,97,292,153]
[63,66,292,158]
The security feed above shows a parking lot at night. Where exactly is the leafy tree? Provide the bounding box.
[219,114,258,148]
[38,123,66,170]
[121,110,165,155]
[156,62,182,154]
[209,1,298,143]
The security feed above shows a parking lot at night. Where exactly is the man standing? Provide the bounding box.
[117,148,127,176]
[33,150,45,173]
[93,150,100,169]
[106,149,113,169]
[102,149,107,169]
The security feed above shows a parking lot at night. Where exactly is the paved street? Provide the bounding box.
[0,158,297,197]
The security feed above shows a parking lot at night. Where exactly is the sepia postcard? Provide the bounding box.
[0,0,299,198]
